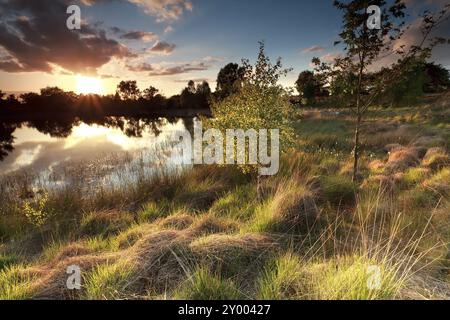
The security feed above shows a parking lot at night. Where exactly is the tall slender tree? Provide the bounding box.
[328,0,449,181]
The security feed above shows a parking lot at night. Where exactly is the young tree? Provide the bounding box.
[327,0,449,181]
[205,42,296,195]
[116,81,140,100]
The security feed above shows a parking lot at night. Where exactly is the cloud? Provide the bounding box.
[100,74,120,79]
[320,52,342,63]
[164,26,174,34]
[0,0,134,74]
[127,62,155,72]
[148,62,209,76]
[173,78,213,83]
[147,41,176,54]
[120,31,158,42]
[302,45,325,54]
[403,0,449,9]
[373,13,450,69]
[128,0,193,22]
[127,60,211,76]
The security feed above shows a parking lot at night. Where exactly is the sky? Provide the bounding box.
[0,0,449,96]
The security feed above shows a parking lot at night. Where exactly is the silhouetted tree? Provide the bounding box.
[424,62,450,93]
[180,80,197,108]
[295,70,321,104]
[216,63,245,99]
[196,81,212,108]
[6,94,19,106]
[40,87,65,98]
[20,92,41,105]
[116,81,140,100]
[0,122,16,161]
[142,86,159,101]
[383,58,426,106]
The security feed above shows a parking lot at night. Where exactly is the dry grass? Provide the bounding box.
[0,96,449,300]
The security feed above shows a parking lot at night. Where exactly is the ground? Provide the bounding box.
[0,92,449,300]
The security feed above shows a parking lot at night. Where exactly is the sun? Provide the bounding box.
[76,75,104,95]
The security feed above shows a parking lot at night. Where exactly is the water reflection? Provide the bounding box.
[0,116,195,174]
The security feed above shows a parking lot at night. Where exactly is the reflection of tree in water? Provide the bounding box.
[27,118,80,138]
[0,122,17,161]
[0,116,190,162]
[182,117,195,137]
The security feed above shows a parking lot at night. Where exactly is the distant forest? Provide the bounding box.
[0,60,449,119]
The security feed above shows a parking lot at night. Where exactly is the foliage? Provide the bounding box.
[216,63,245,100]
[22,192,52,227]
[424,62,450,93]
[116,80,140,100]
[205,42,296,175]
[142,86,159,100]
[295,70,322,104]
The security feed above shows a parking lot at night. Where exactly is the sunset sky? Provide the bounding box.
[0,0,449,96]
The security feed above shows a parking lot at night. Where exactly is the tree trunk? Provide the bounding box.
[256,173,262,200]
[352,115,361,182]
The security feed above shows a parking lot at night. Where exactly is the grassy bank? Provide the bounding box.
[0,93,449,300]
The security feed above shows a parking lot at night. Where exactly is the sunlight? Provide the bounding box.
[76,75,104,95]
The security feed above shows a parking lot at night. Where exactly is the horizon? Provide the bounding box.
[0,0,449,97]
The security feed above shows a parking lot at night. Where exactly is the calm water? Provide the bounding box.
[0,117,195,192]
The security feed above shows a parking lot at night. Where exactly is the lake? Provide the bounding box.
[0,116,195,194]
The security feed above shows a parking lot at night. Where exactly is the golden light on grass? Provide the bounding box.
[76,75,104,95]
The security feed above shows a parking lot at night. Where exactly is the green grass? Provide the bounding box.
[79,210,134,238]
[303,256,399,300]
[256,253,302,300]
[209,184,257,221]
[0,97,449,300]
[175,267,244,300]
[137,199,173,223]
[320,174,356,206]
[0,253,20,271]
[0,264,35,300]
[83,261,136,300]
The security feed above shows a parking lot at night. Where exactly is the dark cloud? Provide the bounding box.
[121,31,157,42]
[110,27,157,42]
[0,0,134,74]
[127,62,155,72]
[148,41,176,55]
